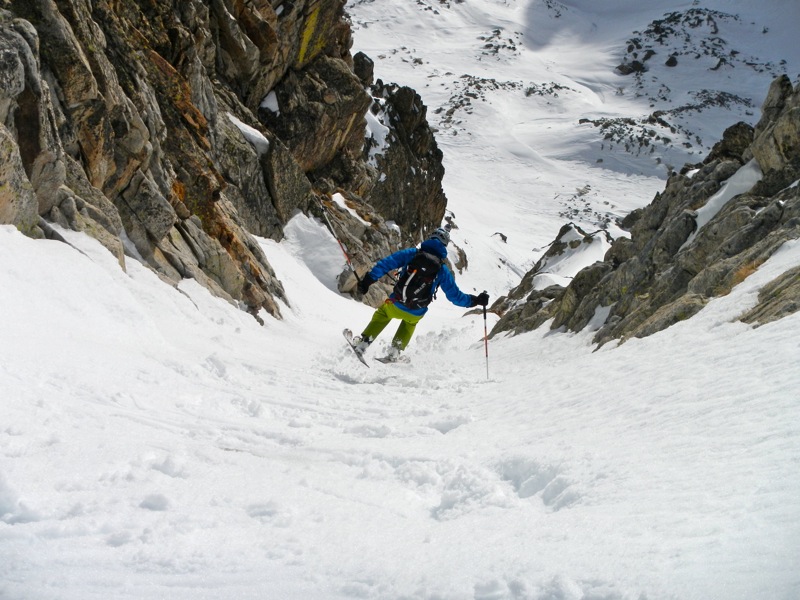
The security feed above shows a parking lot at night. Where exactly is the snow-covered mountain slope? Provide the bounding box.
[2,216,799,599]
[2,1,800,599]
[349,0,800,292]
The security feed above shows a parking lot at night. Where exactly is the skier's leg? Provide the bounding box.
[360,302,394,343]
[390,310,424,351]
[392,320,417,350]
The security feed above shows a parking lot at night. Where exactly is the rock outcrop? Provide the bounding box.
[364,80,448,240]
[492,75,800,344]
[0,0,450,320]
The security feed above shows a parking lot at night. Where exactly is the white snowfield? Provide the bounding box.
[1,218,799,600]
[2,0,800,598]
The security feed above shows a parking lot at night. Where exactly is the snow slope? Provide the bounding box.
[2,219,799,600]
[2,1,800,599]
[350,0,800,292]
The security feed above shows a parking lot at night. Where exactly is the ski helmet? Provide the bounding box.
[429,227,450,246]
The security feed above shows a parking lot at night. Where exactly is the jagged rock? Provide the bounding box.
[651,209,697,269]
[1,0,385,318]
[704,121,754,163]
[751,155,800,197]
[689,204,797,297]
[492,285,564,336]
[291,1,353,70]
[750,77,800,173]
[619,207,643,230]
[552,261,614,331]
[353,51,374,87]
[490,223,579,323]
[312,191,402,303]
[740,264,800,326]
[264,136,314,224]
[259,54,372,174]
[364,81,447,242]
[615,60,646,75]
[0,124,40,236]
[753,75,794,139]
[0,23,28,120]
[0,12,68,214]
[451,244,468,274]
[492,76,800,345]
[118,169,177,249]
[0,0,455,320]
[213,109,284,239]
[626,294,707,340]
[491,223,610,336]
[604,236,634,267]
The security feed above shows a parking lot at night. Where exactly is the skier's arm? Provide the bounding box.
[437,265,476,308]
[367,248,416,280]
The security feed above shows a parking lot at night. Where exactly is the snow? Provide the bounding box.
[226,112,270,156]
[260,91,280,115]
[693,159,764,234]
[365,106,391,164]
[679,158,764,251]
[3,1,800,599]
[532,234,610,290]
[2,218,799,599]
[332,192,371,228]
[348,0,800,295]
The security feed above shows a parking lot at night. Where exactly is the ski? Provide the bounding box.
[375,354,410,364]
[342,329,369,367]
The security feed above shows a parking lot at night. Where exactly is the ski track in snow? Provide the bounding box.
[2,225,800,600]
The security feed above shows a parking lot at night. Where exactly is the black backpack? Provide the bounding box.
[392,250,443,309]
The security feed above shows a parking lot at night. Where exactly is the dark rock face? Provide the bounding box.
[363,81,448,243]
[259,54,372,175]
[493,76,800,344]
[615,60,647,75]
[0,0,453,319]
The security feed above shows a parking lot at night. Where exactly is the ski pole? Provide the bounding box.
[482,299,489,380]
[318,199,361,284]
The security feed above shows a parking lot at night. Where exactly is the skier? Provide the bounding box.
[349,227,489,361]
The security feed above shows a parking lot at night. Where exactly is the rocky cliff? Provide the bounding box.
[492,75,800,344]
[0,0,448,319]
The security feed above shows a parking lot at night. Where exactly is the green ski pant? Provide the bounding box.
[361,301,424,350]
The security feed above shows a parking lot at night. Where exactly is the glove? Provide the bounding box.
[470,292,490,307]
[357,274,375,294]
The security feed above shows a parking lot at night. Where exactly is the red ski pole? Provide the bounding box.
[482,300,489,380]
[318,199,361,285]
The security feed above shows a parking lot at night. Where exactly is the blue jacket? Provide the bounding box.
[367,239,474,316]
